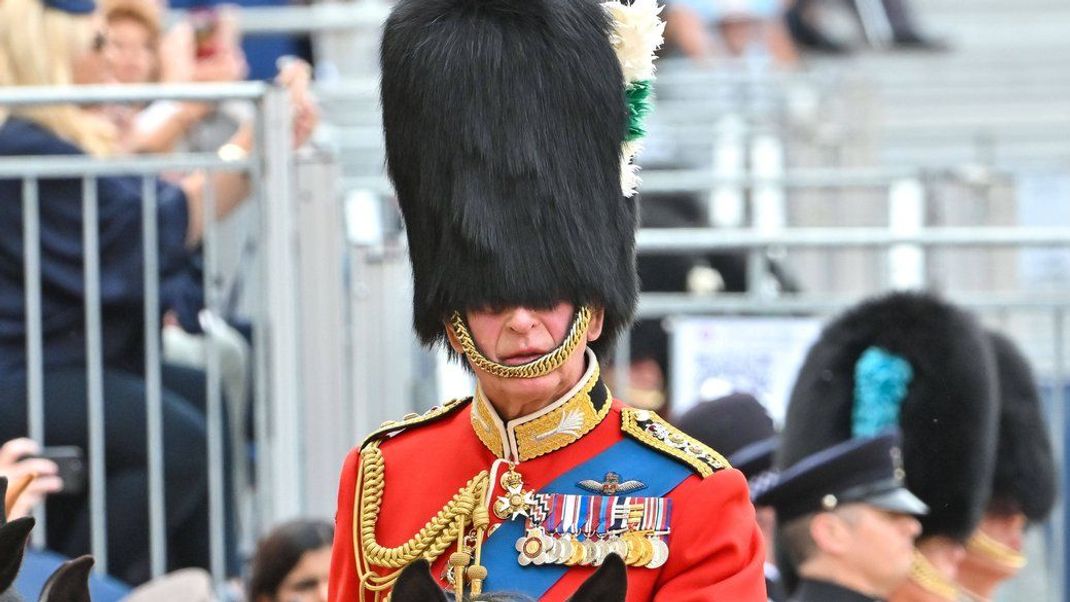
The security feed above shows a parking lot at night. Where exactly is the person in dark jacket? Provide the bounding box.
[677,393,786,602]
[755,433,928,602]
[0,0,315,583]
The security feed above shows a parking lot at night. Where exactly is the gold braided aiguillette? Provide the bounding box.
[353,442,490,598]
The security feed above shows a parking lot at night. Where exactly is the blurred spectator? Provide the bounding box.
[103,0,262,470]
[785,0,946,53]
[166,0,313,81]
[0,0,315,584]
[665,0,799,67]
[676,393,785,601]
[103,0,249,154]
[0,439,62,520]
[248,519,333,602]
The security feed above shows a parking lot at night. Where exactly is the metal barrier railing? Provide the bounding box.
[0,82,299,587]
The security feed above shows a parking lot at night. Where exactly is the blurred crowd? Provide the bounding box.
[662,0,946,68]
[0,0,316,594]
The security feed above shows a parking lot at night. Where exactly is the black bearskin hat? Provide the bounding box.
[777,291,999,543]
[988,331,1058,522]
[381,0,635,354]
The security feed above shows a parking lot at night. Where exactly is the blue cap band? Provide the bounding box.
[43,0,96,15]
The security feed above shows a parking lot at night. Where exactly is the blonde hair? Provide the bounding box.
[0,0,116,155]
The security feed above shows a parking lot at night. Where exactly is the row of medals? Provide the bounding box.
[516,528,669,569]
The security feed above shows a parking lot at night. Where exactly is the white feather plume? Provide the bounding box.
[602,0,666,84]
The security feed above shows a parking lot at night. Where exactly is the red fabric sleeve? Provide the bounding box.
[329,447,361,602]
[652,468,767,601]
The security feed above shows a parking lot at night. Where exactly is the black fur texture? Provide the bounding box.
[777,291,999,543]
[381,0,635,355]
[988,331,1058,522]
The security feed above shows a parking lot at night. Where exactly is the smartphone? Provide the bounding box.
[190,7,220,60]
[35,446,86,496]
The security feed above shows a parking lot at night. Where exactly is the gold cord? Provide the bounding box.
[967,530,1027,570]
[448,307,592,379]
[353,442,491,598]
[910,550,960,601]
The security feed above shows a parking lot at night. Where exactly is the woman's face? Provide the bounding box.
[272,546,331,602]
[72,14,110,85]
[105,16,157,83]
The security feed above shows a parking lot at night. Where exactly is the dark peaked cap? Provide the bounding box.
[988,331,1058,522]
[676,393,777,480]
[381,0,635,355]
[778,291,999,543]
[755,432,928,523]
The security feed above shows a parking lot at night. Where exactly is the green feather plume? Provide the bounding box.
[625,79,653,143]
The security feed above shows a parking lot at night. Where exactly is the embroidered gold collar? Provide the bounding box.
[471,349,611,463]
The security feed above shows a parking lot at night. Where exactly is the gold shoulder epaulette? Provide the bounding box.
[620,408,730,478]
[359,397,472,450]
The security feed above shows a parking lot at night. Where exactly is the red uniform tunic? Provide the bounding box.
[329,360,766,601]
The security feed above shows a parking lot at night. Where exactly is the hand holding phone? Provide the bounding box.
[0,438,66,518]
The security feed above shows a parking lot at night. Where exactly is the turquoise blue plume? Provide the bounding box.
[852,346,913,438]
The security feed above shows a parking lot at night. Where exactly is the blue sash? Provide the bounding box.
[480,438,692,597]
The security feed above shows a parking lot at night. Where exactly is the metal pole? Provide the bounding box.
[22,178,46,548]
[1053,309,1068,602]
[203,179,227,584]
[82,176,108,573]
[141,177,167,578]
[887,179,926,289]
[261,86,303,520]
[251,99,274,531]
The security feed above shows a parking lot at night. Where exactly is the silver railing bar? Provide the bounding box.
[637,227,1070,252]
[1052,309,1067,601]
[0,155,252,178]
[339,168,1018,195]
[0,82,268,106]
[82,176,108,573]
[141,177,167,578]
[22,178,46,548]
[203,179,227,585]
[636,293,1070,318]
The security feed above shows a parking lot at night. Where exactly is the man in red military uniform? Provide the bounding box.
[327,0,767,599]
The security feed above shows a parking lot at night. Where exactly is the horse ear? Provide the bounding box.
[0,516,35,595]
[390,559,450,602]
[38,555,93,602]
[567,553,627,602]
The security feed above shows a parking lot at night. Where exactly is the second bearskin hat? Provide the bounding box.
[381,0,641,355]
[778,291,1000,543]
[987,331,1058,522]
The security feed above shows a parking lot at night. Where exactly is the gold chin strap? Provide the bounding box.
[448,306,592,379]
[910,550,960,601]
[967,530,1027,570]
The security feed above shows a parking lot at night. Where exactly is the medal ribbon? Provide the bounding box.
[480,437,693,596]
